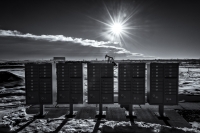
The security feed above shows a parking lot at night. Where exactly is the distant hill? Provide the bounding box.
[0,71,23,83]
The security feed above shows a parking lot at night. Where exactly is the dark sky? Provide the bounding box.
[0,0,200,60]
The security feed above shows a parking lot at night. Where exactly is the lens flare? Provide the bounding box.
[111,23,123,36]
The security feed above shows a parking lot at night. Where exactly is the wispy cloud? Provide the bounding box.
[0,29,154,58]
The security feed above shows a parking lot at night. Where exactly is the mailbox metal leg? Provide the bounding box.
[34,104,47,118]
[40,104,45,116]
[66,103,75,118]
[129,104,132,117]
[70,103,73,115]
[159,104,164,117]
[99,103,102,116]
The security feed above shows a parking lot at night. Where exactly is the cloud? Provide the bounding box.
[0,29,154,59]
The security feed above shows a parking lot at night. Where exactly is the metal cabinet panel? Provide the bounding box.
[40,93,52,103]
[57,91,70,103]
[88,91,100,103]
[164,95,177,105]
[132,94,145,104]
[26,92,40,104]
[150,92,163,104]
[164,91,177,95]
[70,94,83,103]
[101,94,113,103]
[119,91,130,104]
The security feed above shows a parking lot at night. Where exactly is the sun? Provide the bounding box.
[111,23,123,36]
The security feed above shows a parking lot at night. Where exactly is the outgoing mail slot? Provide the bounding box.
[57,91,70,103]
[40,93,52,104]
[70,94,83,103]
[132,94,145,104]
[119,91,130,104]
[101,94,113,103]
[164,95,177,105]
[150,92,163,104]
[26,92,40,104]
[88,91,100,103]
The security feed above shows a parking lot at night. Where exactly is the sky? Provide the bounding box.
[0,0,200,60]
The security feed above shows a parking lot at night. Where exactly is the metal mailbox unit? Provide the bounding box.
[88,63,114,115]
[56,62,83,116]
[25,63,52,117]
[118,63,145,118]
[147,63,179,117]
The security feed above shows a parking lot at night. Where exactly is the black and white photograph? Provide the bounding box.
[0,0,200,132]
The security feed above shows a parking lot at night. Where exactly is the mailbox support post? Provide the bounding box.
[99,103,102,116]
[34,104,47,118]
[70,103,73,115]
[159,104,164,117]
[39,104,45,116]
[129,104,132,117]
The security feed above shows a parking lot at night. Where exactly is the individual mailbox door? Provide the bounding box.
[26,91,40,104]
[88,91,100,103]
[57,91,70,103]
[119,91,130,103]
[101,94,113,103]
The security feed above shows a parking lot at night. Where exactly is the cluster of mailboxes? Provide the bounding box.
[148,63,179,105]
[87,63,114,104]
[118,63,145,104]
[25,62,179,105]
[25,63,52,104]
[56,63,83,104]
